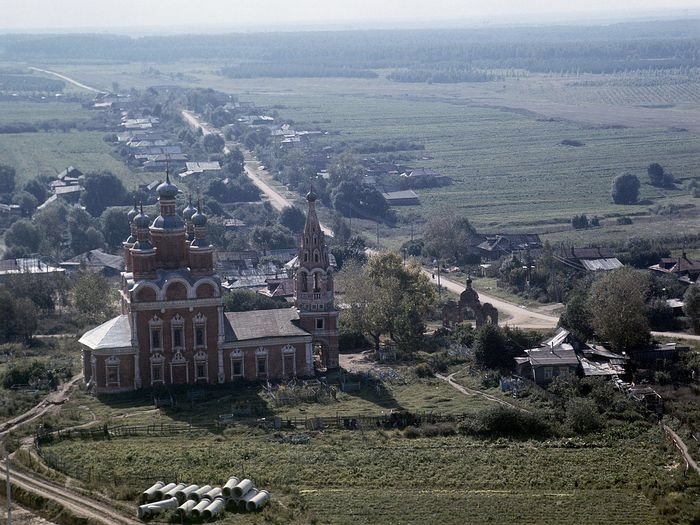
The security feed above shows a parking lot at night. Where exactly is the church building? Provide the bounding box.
[79,175,339,393]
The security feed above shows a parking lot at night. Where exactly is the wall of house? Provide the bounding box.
[222,340,312,382]
[533,364,578,385]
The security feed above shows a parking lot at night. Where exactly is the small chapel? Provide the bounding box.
[79,175,339,393]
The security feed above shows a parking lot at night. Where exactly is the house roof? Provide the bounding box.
[580,258,623,271]
[224,308,310,342]
[382,190,419,201]
[79,314,132,350]
[525,343,579,367]
[63,249,123,271]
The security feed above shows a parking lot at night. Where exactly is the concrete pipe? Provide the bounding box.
[163,482,186,499]
[246,490,270,511]
[205,487,223,500]
[225,497,238,512]
[189,484,213,502]
[238,488,259,510]
[155,482,177,500]
[222,476,240,498]
[141,481,165,503]
[190,497,212,519]
[137,497,178,519]
[233,478,253,498]
[202,497,226,520]
[176,499,196,518]
[175,484,200,504]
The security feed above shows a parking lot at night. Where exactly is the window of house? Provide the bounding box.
[559,367,570,376]
[196,363,206,380]
[231,358,244,377]
[316,318,324,330]
[173,327,183,348]
[256,356,267,377]
[150,328,161,351]
[543,367,553,380]
[152,364,162,382]
[106,366,119,385]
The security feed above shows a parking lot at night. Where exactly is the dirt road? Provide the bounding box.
[28,67,105,94]
[427,271,560,330]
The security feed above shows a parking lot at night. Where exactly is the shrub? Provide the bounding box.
[459,405,554,438]
[565,398,603,434]
[414,363,434,378]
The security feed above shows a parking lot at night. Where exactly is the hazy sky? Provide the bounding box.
[2,0,699,31]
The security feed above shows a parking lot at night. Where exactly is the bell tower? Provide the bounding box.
[295,189,339,370]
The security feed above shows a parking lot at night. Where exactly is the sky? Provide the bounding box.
[1,0,699,32]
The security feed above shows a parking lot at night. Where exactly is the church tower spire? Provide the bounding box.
[295,187,339,370]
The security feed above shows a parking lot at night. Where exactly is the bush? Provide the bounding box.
[565,398,602,434]
[459,405,554,438]
[414,363,433,378]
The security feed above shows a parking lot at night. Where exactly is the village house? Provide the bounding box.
[555,246,623,272]
[79,177,338,393]
[649,253,700,284]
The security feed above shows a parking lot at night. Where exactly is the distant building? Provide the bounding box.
[61,249,124,277]
[555,246,623,272]
[649,253,700,284]
[0,258,65,283]
[382,190,420,206]
[470,233,542,260]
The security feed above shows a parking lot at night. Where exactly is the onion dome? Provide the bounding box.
[182,197,196,221]
[127,201,139,223]
[156,171,178,199]
[191,207,207,227]
[151,214,184,229]
[306,186,317,202]
[134,207,150,229]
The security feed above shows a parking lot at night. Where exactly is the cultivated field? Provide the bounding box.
[32,373,694,525]
[21,62,700,247]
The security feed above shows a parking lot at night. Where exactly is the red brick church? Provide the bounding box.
[79,175,338,393]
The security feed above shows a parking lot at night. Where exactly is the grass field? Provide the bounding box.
[0,100,93,125]
[0,129,147,187]
[36,379,693,525]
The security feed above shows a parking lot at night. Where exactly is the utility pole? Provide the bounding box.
[437,260,442,300]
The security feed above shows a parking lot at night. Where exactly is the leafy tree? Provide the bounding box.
[4,219,40,253]
[81,172,128,217]
[587,267,650,351]
[647,163,674,188]
[340,253,435,354]
[69,207,102,254]
[571,214,589,229]
[423,209,476,263]
[33,200,69,260]
[0,164,16,194]
[101,208,129,250]
[202,133,225,153]
[223,148,245,176]
[683,284,700,333]
[12,191,38,217]
[330,237,367,271]
[279,206,306,233]
[0,287,38,344]
[611,173,640,205]
[249,225,296,251]
[559,293,594,342]
[23,179,47,204]
[73,272,115,324]
[332,179,391,222]
[622,238,670,268]
[473,323,528,371]
[565,398,602,434]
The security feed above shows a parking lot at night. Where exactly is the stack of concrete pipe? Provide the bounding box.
[138,475,270,520]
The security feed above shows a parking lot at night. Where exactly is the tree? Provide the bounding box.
[683,284,700,333]
[559,293,594,342]
[73,272,115,324]
[587,267,650,351]
[647,163,674,188]
[423,209,476,263]
[4,219,40,253]
[101,207,129,250]
[0,164,16,194]
[81,172,128,217]
[202,133,225,153]
[339,253,436,354]
[12,191,38,217]
[224,290,288,312]
[23,179,47,204]
[279,206,306,233]
[611,173,640,205]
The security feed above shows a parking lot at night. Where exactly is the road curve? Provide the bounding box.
[3,461,140,525]
[28,67,105,94]
[425,270,559,330]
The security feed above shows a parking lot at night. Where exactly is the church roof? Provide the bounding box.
[224,308,309,342]
[79,315,132,350]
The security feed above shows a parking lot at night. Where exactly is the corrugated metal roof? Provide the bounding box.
[580,258,623,271]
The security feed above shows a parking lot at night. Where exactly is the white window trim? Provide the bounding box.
[230,349,244,378]
[105,355,121,387]
[150,352,165,385]
[193,312,207,349]
[255,347,268,379]
[194,350,208,382]
[282,345,296,378]
[171,314,184,352]
[148,315,163,353]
